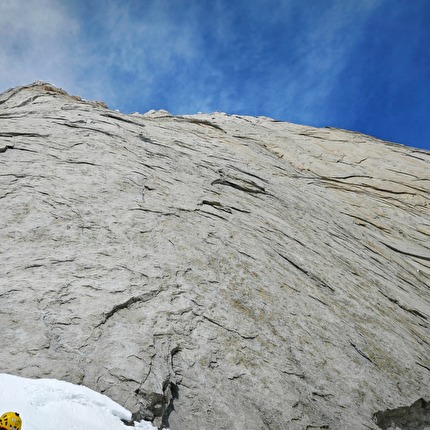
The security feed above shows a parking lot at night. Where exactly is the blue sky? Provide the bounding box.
[1,0,429,150]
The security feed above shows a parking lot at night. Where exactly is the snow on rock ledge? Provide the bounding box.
[0,374,156,430]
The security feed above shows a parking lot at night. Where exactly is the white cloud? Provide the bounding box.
[0,0,81,91]
[0,0,195,105]
[70,0,205,108]
[0,0,386,120]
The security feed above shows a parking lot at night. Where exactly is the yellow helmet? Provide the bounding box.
[0,412,22,430]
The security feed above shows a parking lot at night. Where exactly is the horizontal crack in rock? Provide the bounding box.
[381,292,428,321]
[96,290,162,328]
[211,178,266,195]
[202,314,258,339]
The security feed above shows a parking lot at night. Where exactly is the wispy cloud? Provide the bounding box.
[72,0,207,108]
[0,0,81,90]
[0,0,382,116]
[231,0,385,124]
[1,0,428,148]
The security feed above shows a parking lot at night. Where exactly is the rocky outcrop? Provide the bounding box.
[0,82,429,429]
[374,398,430,430]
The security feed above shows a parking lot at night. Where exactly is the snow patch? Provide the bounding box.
[0,374,157,430]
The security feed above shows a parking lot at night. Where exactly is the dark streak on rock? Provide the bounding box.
[0,132,49,138]
[65,160,101,167]
[0,144,14,153]
[340,211,391,232]
[101,112,145,127]
[350,342,374,364]
[55,121,118,138]
[178,117,226,132]
[416,362,430,372]
[211,178,266,195]
[382,242,430,263]
[276,251,335,293]
[201,200,233,213]
[226,164,269,183]
[380,292,428,321]
[197,209,229,221]
[282,370,305,379]
[202,314,258,340]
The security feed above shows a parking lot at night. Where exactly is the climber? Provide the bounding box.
[0,412,22,430]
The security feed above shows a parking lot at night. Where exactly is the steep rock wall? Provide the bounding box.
[0,83,429,429]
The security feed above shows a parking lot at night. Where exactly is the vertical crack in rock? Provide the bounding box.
[161,346,181,429]
[373,398,430,429]
[160,379,179,429]
[132,346,180,429]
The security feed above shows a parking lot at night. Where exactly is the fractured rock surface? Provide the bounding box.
[374,398,430,430]
[0,82,429,429]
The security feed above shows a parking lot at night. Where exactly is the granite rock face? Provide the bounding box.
[1,82,429,429]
